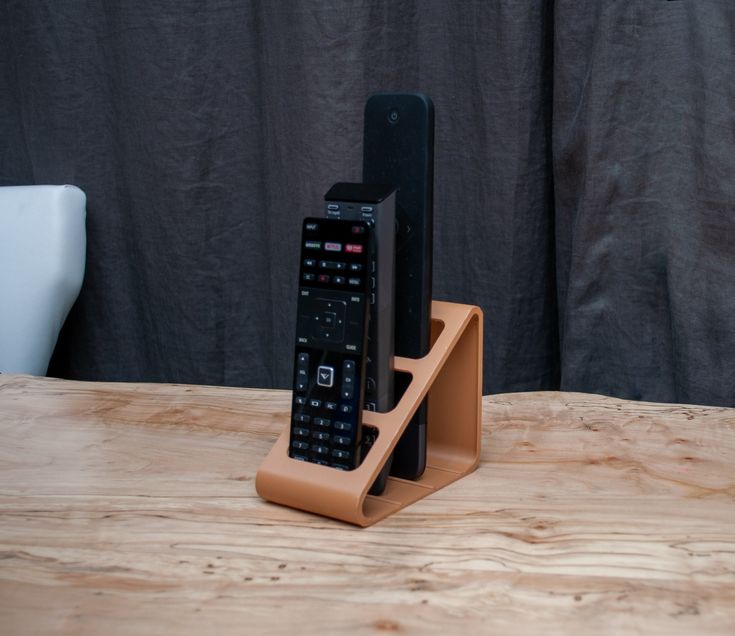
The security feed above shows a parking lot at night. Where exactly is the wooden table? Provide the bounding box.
[0,375,734,635]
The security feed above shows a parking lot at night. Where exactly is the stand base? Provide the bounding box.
[256,300,483,527]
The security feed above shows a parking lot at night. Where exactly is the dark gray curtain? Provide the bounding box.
[553,2,735,405]
[2,1,733,406]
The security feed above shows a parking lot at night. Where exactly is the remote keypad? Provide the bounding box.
[289,218,372,470]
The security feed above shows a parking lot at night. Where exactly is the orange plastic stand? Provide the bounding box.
[255,300,482,527]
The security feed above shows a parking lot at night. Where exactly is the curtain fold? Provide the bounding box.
[2,1,733,406]
[553,1,735,405]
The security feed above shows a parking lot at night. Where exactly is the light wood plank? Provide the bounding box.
[0,375,734,634]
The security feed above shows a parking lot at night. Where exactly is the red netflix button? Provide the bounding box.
[345,244,363,254]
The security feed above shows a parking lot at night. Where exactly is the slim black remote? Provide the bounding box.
[324,183,397,495]
[324,183,397,414]
[289,217,372,470]
[363,92,434,480]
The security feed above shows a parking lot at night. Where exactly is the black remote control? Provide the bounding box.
[324,183,397,414]
[363,92,434,480]
[324,183,397,495]
[289,217,372,470]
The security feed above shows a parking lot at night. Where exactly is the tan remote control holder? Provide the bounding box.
[256,300,483,527]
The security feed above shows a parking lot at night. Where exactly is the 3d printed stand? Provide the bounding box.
[256,301,483,527]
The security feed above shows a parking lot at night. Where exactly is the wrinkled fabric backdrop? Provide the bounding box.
[2,1,734,406]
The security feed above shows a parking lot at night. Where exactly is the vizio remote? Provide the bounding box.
[289,217,372,470]
[324,183,396,415]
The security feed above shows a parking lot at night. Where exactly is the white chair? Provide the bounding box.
[0,185,86,375]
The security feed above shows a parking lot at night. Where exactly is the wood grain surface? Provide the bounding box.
[0,374,734,635]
